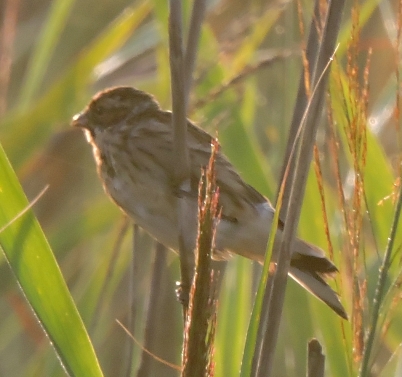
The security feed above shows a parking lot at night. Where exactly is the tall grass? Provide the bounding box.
[0,0,401,376]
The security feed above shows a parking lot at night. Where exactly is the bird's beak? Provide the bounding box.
[71,112,89,129]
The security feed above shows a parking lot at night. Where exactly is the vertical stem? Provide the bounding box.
[183,0,207,106]
[255,1,345,375]
[307,339,325,377]
[359,188,402,376]
[137,243,167,377]
[169,0,191,312]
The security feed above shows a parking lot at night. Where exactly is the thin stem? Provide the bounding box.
[359,187,402,376]
[169,0,191,311]
[184,0,207,106]
[255,1,345,375]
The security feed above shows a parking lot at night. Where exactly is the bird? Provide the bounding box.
[71,86,347,319]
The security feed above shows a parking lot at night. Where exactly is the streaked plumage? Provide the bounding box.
[72,86,347,319]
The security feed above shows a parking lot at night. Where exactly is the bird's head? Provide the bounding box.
[71,86,160,133]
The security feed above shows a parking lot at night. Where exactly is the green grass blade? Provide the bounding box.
[1,1,152,168]
[0,144,103,377]
[240,184,281,377]
[19,0,76,108]
[215,258,252,377]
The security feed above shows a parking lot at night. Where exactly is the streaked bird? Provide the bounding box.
[72,86,347,319]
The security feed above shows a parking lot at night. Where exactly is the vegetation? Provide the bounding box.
[0,0,401,376]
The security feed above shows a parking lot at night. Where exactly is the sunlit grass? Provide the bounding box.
[0,0,401,376]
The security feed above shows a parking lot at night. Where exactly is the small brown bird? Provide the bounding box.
[72,86,347,319]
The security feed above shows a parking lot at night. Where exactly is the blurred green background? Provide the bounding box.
[0,0,401,376]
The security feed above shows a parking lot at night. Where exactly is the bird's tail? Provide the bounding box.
[288,239,347,319]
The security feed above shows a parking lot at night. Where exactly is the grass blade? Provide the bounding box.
[0,143,103,377]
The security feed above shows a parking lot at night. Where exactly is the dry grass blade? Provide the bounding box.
[0,185,49,234]
[169,0,208,314]
[182,141,220,377]
[255,1,346,376]
[193,49,295,110]
[116,320,181,372]
[339,3,370,363]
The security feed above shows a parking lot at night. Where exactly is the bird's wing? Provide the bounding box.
[135,111,268,220]
[186,121,268,221]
